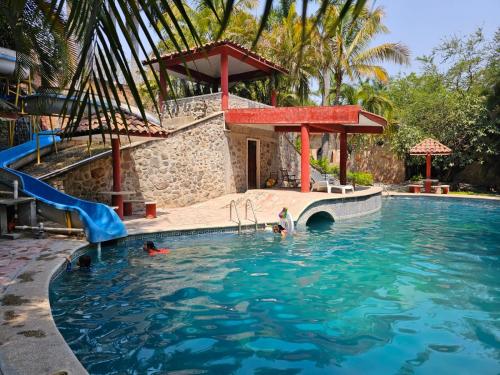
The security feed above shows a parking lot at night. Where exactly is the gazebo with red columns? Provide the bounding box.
[143,40,288,110]
[225,106,387,192]
[409,138,452,193]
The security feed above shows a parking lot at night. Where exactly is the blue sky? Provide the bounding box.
[369,0,500,76]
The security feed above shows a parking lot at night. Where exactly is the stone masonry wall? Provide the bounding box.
[278,133,302,179]
[46,96,304,209]
[226,126,278,191]
[352,143,405,183]
[162,93,271,121]
[49,114,228,209]
[162,93,222,121]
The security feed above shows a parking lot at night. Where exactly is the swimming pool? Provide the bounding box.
[50,197,500,374]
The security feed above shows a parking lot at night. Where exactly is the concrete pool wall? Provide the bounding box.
[296,190,382,227]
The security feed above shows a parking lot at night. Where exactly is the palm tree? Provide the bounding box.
[259,3,316,106]
[340,80,394,116]
[316,3,409,160]
[328,5,410,105]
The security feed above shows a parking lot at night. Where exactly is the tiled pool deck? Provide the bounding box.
[125,187,382,235]
[1,188,498,375]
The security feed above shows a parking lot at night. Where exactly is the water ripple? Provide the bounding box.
[50,198,500,374]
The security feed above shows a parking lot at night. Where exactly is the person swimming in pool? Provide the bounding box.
[143,241,170,256]
[273,224,287,238]
[65,255,91,272]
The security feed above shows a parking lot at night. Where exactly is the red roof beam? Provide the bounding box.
[225,106,362,125]
[146,43,287,77]
[359,110,387,127]
[274,126,332,133]
[271,124,383,134]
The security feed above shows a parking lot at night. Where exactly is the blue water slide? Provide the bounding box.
[0,134,127,243]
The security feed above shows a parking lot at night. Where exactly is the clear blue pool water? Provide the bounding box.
[50,197,500,374]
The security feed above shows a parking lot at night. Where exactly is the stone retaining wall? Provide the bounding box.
[162,93,271,121]
[50,114,228,208]
[47,110,302,209]
[352,143,405,183]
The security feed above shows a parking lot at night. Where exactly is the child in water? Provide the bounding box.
[273,224,287,238]
[143,241,170,256]
[65,255,91,272]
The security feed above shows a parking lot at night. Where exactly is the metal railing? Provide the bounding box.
[245,199,258,231]
[229,200,241,233]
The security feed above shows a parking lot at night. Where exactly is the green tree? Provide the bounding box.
[387,29,499,180]
[316,3,409,159]
[259,3,316,106]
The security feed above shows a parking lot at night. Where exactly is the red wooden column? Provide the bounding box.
[339,132,348,185]
[270,73,278,106]
[301,124,310,192]
[111,137,123,219]
[271,90,277,107]
[425,153,432,193]
[159,68,166,113]
[221,52,229,110]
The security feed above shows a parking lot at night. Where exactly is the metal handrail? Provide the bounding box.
[229,200,241,233]
[245,199,258,231]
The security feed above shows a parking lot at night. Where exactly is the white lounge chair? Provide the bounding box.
[311,180,354,194]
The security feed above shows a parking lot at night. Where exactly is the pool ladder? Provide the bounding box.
[229,199,258,233]
[245,199,258,231]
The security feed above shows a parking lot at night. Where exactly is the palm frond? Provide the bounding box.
[353,42,410,66]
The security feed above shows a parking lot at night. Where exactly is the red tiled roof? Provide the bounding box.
[71,112,169,138]
[144,39,288,75]
[409,138,452,155]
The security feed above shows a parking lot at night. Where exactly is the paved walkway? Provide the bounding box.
[0,238,85,293]
[0,238,88,375]
[125,187,381,235]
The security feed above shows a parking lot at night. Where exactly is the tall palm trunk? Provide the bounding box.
[319,66,331,160]
[329,71,343,164]
[333,71,342,105]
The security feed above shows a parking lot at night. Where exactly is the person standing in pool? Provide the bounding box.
[278,207,294,233]
[143,241,170,256]
[273,224,288,238]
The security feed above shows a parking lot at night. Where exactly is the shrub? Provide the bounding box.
[310,157,339,176]
[410,174,423,182]
[348,171,374,186]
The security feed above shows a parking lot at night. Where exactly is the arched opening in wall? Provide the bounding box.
[306,211,335,231]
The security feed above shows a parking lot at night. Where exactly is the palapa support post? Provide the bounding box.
[339,132,348,185]
[270,74,278,107]
[300,124,310,192]
[111,137,123,219]
[220,51,229,111]
[425,153,432,193]
[409,138,452,194]
[271,90,277,107]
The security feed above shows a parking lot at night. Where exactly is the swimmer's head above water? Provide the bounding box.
[143,241,157,251]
